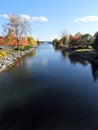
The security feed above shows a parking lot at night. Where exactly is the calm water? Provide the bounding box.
[0,43,98,130]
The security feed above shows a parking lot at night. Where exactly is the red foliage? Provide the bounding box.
[19,39,29,46]
[0,37,5,45]
[11,39,18,46]
[70,35,80,41]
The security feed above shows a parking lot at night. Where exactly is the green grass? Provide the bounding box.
[75,48,97,58]
[75,48,94,52]
[14,44,32,51]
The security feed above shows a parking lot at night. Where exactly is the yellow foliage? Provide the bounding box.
[53,38,59,43]
[1,51,7,56]
[0,51,7,58]
[27,36,37,46]
[0,54,3,58]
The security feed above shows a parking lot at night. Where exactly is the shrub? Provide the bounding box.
[23,45,32,51]
[53,38,59,46]
[14,44,32,51]
[0,51,7,58]
[14,46,19,51]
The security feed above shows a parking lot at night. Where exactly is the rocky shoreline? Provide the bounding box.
[0,47,36,73]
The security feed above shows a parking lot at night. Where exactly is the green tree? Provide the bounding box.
[53,38,59,46]
[81,33,92,47]
[93,31,98,56]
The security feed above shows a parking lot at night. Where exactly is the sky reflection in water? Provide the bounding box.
[0,43,98,130]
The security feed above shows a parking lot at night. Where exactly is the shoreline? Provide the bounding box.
[0,46,37,74]
[1,44,98,74]
[56,45,98,65]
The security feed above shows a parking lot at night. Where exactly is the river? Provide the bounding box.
[0,42,98,130]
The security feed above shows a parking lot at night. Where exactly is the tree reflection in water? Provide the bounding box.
[68,53,89,66]
[60,49,98,81]
[60,49,69,59]
[8,49,36,83]
[53,45,63,52]
[60,49,89,66]
[90,62,98,81]
[28,49,36,58]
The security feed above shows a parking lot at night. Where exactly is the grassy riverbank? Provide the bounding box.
[75,48,96,58]
[0,44,35,59]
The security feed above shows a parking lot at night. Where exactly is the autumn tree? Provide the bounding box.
[60,30,70,46]
[19,37,28,46]
[0,37,4,45]
[2,14,31,49]
[75,32,82,38]
[4,29,14,46]
[27,36,37,46]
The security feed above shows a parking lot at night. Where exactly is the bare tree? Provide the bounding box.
[59,29,70,46]
[60,29,70,38]
[2,14,31,49]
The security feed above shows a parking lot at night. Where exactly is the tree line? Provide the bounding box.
[53,31,98,56]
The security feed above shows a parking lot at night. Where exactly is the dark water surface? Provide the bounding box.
[0,43,98,130]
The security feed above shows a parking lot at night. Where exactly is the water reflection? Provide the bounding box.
[53,45,62,52]
[59,48,89,66]
[90,62,98,81]
[0,43,98,129]
[58,48,98,81]
[68,53,89,66]
[7,49,36,84]
[28,49,36,57]
[60,49,69,59]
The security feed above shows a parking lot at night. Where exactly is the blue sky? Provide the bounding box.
[0,0,98,41]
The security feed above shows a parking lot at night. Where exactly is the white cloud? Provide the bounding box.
[20,14,31,21]
[0,14,48,22]
[73,16,98,22]
[0,14,9,19]
[20,15,48,22]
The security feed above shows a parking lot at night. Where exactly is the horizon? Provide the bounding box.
[0,0,98,41]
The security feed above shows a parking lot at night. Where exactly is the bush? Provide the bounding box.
[14,45,32,51]
[20,45,32,51]
[53,38,59,46]
[0,51,7,58]
[14,47,19,51]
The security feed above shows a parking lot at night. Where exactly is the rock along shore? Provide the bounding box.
[0,47,36,74]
